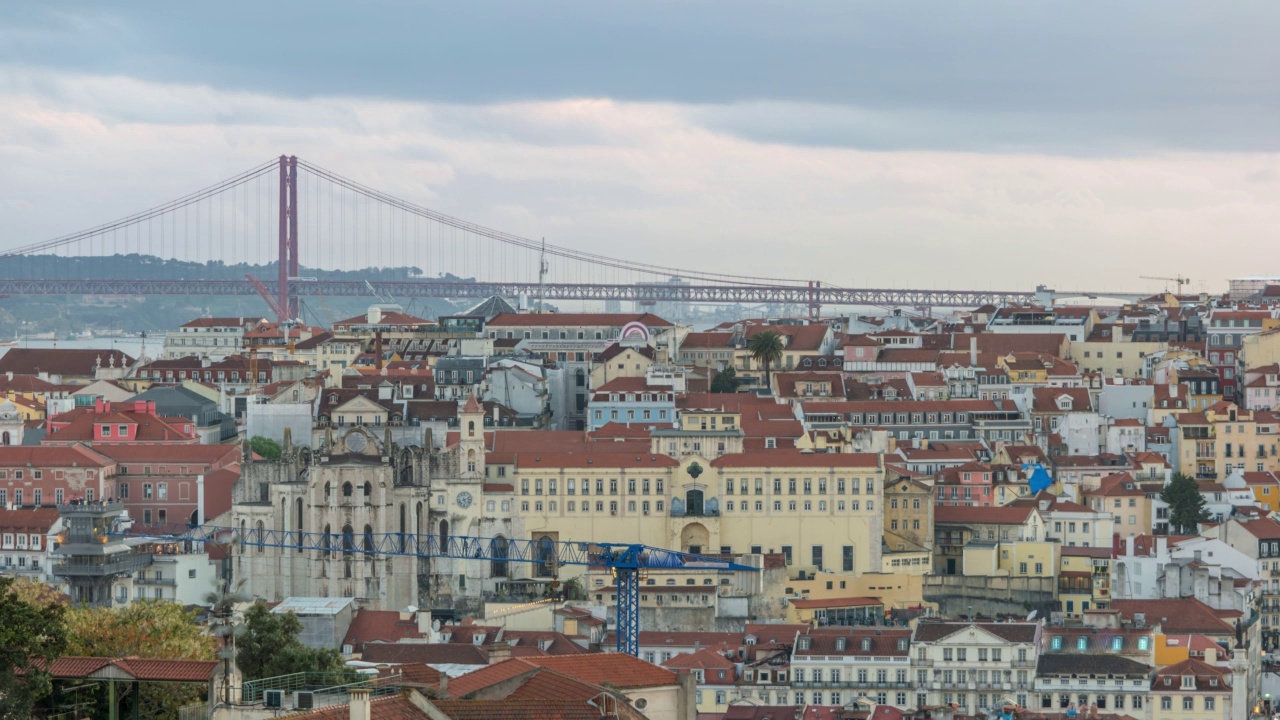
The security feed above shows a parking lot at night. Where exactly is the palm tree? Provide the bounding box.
[748,330,785,391]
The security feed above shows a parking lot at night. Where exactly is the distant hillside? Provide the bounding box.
[0,254,470,336]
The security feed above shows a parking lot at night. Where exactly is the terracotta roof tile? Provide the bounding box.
[522,653,678,688]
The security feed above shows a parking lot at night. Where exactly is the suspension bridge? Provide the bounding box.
[0,155,1146,320]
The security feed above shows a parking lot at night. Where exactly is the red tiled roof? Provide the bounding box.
[429,698,605,720]
[40,656,217,682]
[522,653,678,689]
[0,349,134,378]
[0,445,114,468]
[0,507,60,533]
[1234,517,1280,540]
[935,505,1035,525]
[343,610,423,651]
[1111,599,1234,635]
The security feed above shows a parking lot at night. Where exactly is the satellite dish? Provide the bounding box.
[1026,609,1038,621]
[431,619,441,632]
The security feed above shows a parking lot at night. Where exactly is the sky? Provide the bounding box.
[1,2,1278,292]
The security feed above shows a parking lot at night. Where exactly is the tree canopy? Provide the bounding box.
[748,330,786,389]
[711,366,740,393]
[64,600,217,718]
[237,603,350,682]
[250,436,283,460]
[0,578,67,720]
[1160,473,1212,534]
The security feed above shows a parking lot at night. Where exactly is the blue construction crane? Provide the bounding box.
[112,524,757,656]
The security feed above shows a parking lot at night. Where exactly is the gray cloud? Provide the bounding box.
[2,2,1279,152]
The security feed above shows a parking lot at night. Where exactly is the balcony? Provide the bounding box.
[135,575,177,587]
[911,658,934,667]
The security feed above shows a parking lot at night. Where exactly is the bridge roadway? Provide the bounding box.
[0,278,1145,308]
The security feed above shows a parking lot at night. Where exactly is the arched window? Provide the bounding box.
[1,431,10,446]
[439,520,449,551]
[467,420,476,438]
[324,482,331,500]
[322,524,332,557]
[363,482,373,498]
[255,521,265,554]
[399,504,407,553]
[467,449,476,473]
[363,524,375,553]
[415,501,423,535]
[295,498,303,530]
[189,509,199,527]
[342,482,353,497]
[342,524,354,553]
[491,536,510,578]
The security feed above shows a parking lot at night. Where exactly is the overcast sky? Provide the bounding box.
[1,2,1278,291]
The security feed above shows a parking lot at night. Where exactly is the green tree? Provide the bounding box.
[1160,473,1212,534]
[0,577,67,720]
[237,603,350,682]
[65,600,217,718]
[710,366,740,393]
[250,436,283,460]
[748,330,786,390]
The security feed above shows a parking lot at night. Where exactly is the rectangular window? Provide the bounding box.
[143,483,153,499]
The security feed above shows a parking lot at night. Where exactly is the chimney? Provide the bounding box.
[95,397,105,413]
[437,673,448,696]
[348,687,371,720]
[493,405,499,424]
[488,640,512,665]
[1170,384,1179,398]
[1204,647,1217,665]
[969,336,977,366]
[1157,537,1167,558]
[1126,535,1134,557]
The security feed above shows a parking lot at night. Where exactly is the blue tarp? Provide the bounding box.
[1027,464,1054,494]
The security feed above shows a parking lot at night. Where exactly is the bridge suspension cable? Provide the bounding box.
[0,160,279,259]
[296,159,813,288]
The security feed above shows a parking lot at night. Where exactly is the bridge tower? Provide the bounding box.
[53,501,152,607]
[277,155,299,321]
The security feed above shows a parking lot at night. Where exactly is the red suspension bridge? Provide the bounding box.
[0,155,1144,320]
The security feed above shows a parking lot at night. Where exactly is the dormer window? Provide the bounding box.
[835,638,846,651]
[798,637,811,650]
[1182,675,1195,689]
[860,638,872,652]
[473,634,485,645]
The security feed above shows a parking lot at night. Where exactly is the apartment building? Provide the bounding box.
[910,621,1040,715]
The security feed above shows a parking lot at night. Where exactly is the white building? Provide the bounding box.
[910,621,1040,714]
[792,627,914,709]
[163,317,263,359]
[1111,534,1257,612]
[0,508,60,581]
[129,540,221,606]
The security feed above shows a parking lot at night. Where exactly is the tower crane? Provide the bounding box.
[1140,275,1191,292]
[111,525,756,656]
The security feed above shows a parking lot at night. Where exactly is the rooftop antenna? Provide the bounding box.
[537,237,548,315]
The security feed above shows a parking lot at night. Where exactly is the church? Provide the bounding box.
[229,395,519,610]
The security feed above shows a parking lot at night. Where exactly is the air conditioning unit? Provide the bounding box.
[294,691,315,710]
[264,690,283,709]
